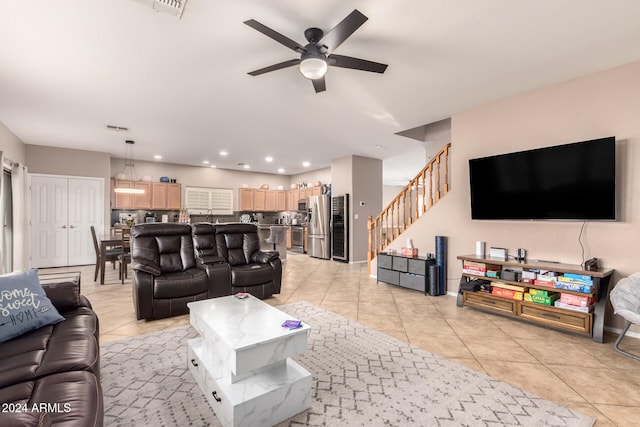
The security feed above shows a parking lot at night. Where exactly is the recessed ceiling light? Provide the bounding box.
[220,151,228,156]
[278,168,285,173]
[243,164,250,169]
[302,161,310,167]
[153,155,162,160]
[210,165,216,168]
[376,144,384,149]
[265,156,273,162]
[202,160,210,164]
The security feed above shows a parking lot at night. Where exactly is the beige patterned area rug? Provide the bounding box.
[101,301,594,426]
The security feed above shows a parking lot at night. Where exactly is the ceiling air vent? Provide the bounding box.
[133,0,187,18]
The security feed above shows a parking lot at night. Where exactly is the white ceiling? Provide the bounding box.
[2,1,640,183]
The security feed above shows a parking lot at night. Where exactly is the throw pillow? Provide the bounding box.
[0,269,65,343]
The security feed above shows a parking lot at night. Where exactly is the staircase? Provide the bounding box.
[367,143,451,274]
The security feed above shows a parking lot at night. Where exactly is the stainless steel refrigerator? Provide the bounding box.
[307,194,331,259]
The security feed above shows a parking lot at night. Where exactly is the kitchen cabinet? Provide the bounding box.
[112,180,151,209]
[254,189,266,211]
[238,188,254,211]
[152,182,182,210]
[286,189,299,211]
[276,190,286,211]
[166,183,182,209]
[299,187,322,201]
[264,190,276,211]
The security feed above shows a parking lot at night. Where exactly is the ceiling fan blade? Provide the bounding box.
[319,9,368,54]
[248,59,300,76]
[328,54,388,73]
[312,77,326,93]
[244,19,305,53]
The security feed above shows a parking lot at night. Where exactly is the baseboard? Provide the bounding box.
[605,325,640,340]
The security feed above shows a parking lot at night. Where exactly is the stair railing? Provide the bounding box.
[367,143,451,274]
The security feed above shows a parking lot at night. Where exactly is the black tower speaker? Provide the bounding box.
[435,235,447,295]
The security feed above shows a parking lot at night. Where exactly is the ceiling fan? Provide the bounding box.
[244,9,388,93]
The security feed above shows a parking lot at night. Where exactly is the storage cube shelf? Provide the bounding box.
[377,253,436,293]
[456,254,614,342]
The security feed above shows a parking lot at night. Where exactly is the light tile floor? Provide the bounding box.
[42,252,640,426]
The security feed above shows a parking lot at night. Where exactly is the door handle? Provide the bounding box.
[69,225,77,229]
[61,225,67,229]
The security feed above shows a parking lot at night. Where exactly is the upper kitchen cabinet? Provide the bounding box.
[112,180,151,209]
[238,188,254,211]
[112,180,180,210]
[264,190,277,211]
[254,189,266,211]
[275,190,286,211]
[300,187,322,200]
[151,182,182,210]
[286,189,299,211]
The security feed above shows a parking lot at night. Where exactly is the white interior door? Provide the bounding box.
[31,175,68,267]
[68,178,103,265]
[30,175,103,268]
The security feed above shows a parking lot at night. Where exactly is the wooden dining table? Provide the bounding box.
[98,234,126,284]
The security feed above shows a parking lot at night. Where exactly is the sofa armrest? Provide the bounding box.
[132,270,155,320]
[251,250,279,264]
[269,257,282,294]
[43,280,85,312]
[197,255,226,265]
[200,263,232,298]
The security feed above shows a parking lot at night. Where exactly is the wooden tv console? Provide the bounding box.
[456,254,614,342]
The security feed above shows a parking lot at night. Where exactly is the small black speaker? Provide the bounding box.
[427,264,439,296]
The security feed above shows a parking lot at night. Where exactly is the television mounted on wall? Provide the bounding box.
[468,136,616,221]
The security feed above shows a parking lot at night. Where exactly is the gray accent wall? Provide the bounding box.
[332,155,382,262]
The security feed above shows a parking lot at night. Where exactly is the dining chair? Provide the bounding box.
[90,225,120,282]
[118,227,132,284]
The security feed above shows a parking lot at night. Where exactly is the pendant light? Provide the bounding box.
[114,140,145,194]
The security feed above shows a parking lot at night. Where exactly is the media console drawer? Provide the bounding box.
[518,301,591,335]
[463,291,516,316]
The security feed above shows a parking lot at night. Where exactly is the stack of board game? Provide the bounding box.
[555,273,594,293]
[462,261,503,277]
[491,282,528,300]
[524,288,560,305]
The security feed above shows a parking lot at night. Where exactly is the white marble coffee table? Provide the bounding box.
[187,295,311,427]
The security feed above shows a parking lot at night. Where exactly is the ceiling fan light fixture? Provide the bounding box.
[299,57,327,80]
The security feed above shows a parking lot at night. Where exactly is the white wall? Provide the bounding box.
[384,59,640,331]
[0,122,25,164]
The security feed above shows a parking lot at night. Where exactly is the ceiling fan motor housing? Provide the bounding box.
[304,27,324,44]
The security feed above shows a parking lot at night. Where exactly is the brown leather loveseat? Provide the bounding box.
[0,275,103,427]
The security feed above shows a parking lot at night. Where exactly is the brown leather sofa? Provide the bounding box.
[130,223,224,320]
[0,277,103,427]
[214,223,282,299]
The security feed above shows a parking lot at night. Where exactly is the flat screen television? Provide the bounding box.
[469,137,616,220]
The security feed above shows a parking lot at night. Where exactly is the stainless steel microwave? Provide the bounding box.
[298,198,308,212]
